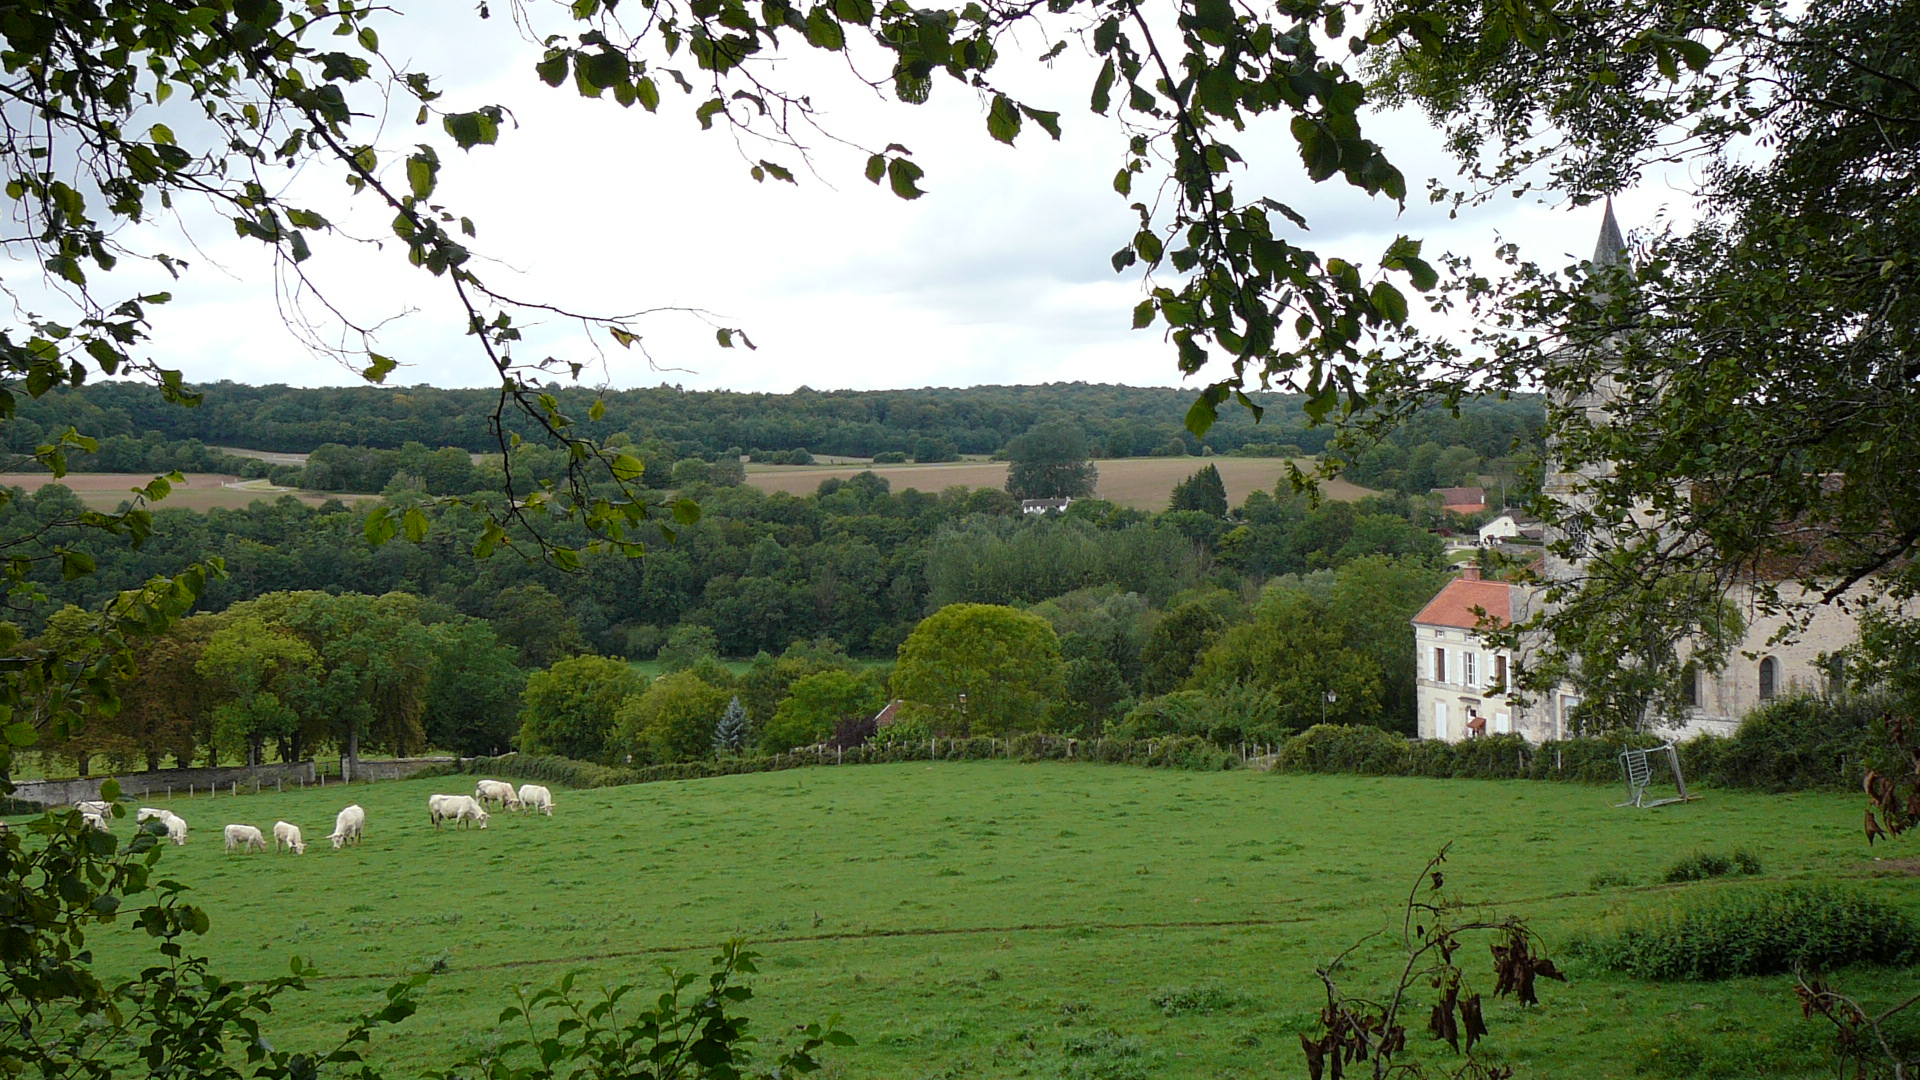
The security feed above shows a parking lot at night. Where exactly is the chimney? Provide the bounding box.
[1460,564,1481,581]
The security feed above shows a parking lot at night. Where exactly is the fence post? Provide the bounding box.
[231,782,237,798]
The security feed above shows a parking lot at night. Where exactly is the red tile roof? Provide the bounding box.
[1432,486,1486,506]
[1411,578,1511,631]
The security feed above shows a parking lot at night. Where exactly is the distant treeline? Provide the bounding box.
[6,381,1545,475]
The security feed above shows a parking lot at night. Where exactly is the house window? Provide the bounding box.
[1759,656,1779,700]
[1434,647,1448,684]
[1682,665,1700,708]
[1463,651,1478,688]
[1493,654,1508,691]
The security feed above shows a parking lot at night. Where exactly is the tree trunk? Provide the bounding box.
[345,726,359,782]
[145,750,160,772]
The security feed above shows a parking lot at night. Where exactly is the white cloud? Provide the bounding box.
[11,6,1642,396]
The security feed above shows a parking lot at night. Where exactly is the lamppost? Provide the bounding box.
[1322,689,1337,725]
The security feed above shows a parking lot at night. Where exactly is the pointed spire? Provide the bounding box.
[1592,197,1628,266]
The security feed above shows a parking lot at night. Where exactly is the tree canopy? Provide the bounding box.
[1004,422,1100,501]
[892,604,1064,736]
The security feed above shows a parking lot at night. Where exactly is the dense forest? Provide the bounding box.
[2,380,1541,777]
[5,381,1544,479]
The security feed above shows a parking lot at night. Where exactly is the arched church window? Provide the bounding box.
[1759,657,1779,701]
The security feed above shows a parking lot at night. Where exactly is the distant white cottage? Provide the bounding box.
[1020,497,1073,515]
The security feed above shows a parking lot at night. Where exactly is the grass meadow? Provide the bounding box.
[14,762,1917,1079]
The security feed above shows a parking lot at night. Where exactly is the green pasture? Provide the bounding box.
[16,763,1918,1079]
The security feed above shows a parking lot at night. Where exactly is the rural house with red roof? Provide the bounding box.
[1412,569,1524,741]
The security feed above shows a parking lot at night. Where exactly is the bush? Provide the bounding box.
[1661,849,1762,883]
[871,450,909,464]
[1698,692,1879,792]
[1279,724,1411,774]
[1150,982,1240,1016]
[1567,883,1920,979]
[1588,869,1635,890]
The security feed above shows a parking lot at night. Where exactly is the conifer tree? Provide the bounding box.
[713,696,750,754]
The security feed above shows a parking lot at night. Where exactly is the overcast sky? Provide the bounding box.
[63,5,1663,396]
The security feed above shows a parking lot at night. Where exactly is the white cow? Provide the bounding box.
[80,810,111,833]
[428,793,488,830]
[164,814,189,846]
[223,823,267,853]
[76,799,112,817]
[137,807,172,823]
[273,820,306,855]
[516,784,554,817]
[326,804,365,849]
[474,779,520,811]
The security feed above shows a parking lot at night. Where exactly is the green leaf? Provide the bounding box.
[364,506,397,546]
[636,76,660,112]
[987,95,1022,143]
[406,153,438,199]
[610,454,647,481]
[363,353,397,384]
[402,507,430,543]
[60,549,96,580]
[887,157,925,199]
[1018,105,1061,139]
[442,110,499,149]
[1369,281,1409,323]
[536,52,569,87]
[865,154,887,184]
[805,7,846,49]
[696,98,728,130]
[1091,58,1115,114]
[3,721,38,748]
[100,778,121,801]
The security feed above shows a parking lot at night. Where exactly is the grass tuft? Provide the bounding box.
[1661,848,1763,883]
[1568,882,1920,979]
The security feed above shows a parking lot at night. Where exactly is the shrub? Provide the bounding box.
[1056,1030,1149,1080]
[1661,849,1762,883]
[1150,982,1240,1016]
[1278,724,1410,774]
[1568,883,1920,979]
[1698,692,1879,792]
[1588,869,1635,890]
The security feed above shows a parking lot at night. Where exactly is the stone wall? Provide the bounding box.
[9,760,316,808]
[8,756,456,808]
[344,756,454,782]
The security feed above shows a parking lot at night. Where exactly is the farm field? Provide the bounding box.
[744,457,1376,508]
[15,763,1909,1080]
[0,472,375,511]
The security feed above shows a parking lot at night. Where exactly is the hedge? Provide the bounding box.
[435,734,1234,791]
[425,692,1874,796]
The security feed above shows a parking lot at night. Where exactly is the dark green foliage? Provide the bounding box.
[1138,599,1231,696]
[1698,693,1877,792]
[1568,885,1920,980]
[1662,850,1763,884]
[1005,421,1099,501]
[1112,689,1290,748]
[25,382,1466,462]
[1053,1030,1149,1080]
[1278,724,1411,774]
[1167,465,1227,516]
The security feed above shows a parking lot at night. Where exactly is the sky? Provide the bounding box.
[40,5,1665,396]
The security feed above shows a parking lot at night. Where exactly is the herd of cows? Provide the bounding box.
[62,778,556,854]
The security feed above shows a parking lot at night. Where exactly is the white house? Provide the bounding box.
[1412,569,1521,741]
[1020,497,1073,515]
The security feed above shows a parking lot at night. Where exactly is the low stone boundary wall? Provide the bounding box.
[345,756,454,782]
[9,756,457,808]
[10,761,317,807]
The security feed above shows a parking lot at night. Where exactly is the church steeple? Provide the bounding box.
[1592,197,1628,267]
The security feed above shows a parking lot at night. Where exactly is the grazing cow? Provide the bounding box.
[428,793,488,830]
[326,804,365,849]
[137,807,171,823]
[516,784,554,817]
[80,810,111,833]
[164,814,188,846]
[474,779,520,811]
[76,799,112,817]
[273,820,306,855]
[223,823,267,853]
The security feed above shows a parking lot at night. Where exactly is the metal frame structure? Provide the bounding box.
[1616,741,1696,808]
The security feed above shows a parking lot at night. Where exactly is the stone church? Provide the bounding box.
[1413,205,1869,743]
